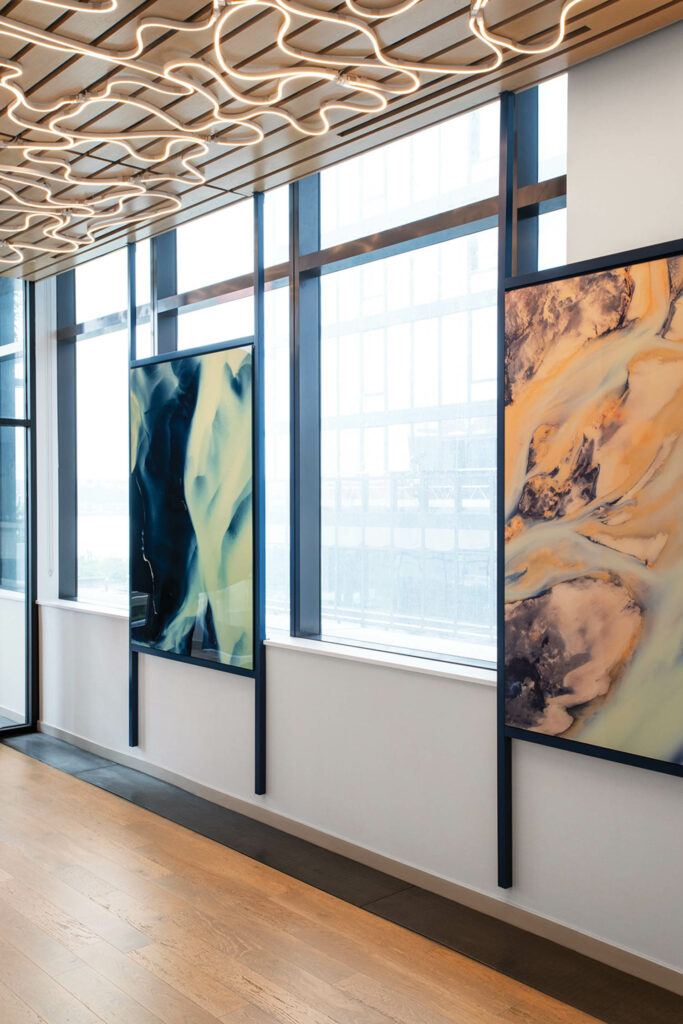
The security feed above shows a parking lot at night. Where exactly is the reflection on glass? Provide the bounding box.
[321,101,499,247]
[0,426,27,726]
[264,185,289,268]
[76,329,129,606]
[538,74,568,181]
[320,230,498,664]
[75,248,128,323]
[264,284,290,634]
[0,278,25,420]
[538,208,567,270]
[177,200,253,293]
[177,297,254,350]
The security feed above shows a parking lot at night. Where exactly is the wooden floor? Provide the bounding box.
[0,744,599,1024]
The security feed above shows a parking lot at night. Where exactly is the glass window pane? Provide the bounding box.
[177,297,254,351]
[538,208,567,270]
[75,248,128,323]
[76,329,129,607]
[135,238,151,307]
[177,201,253,293]
[264,185,289,268]
[320,230,497,665]
[538,74,568,181]
[265,283,290,634]
[0,278,25,420]
[134,318,154,361]
[0,425,27,726]
[321,102,499,247]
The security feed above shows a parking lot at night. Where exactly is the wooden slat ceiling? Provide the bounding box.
[0,0,679,280]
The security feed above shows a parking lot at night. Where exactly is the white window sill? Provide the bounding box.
[0,588,26,602]
[264,634,497,687]
[38,597,129,621]
[36,601,496,686]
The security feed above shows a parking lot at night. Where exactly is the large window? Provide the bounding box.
[55,83,567,668]
[320,232,497,663]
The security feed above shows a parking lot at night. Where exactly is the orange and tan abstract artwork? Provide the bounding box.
[504,255,683,765]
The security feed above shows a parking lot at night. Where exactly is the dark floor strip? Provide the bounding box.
[4,732,114,774]
[2,733,408,907]
[3,732,681,1024]
[367,887,683,1024]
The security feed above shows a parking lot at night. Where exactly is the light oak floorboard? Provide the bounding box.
[0,744,600,1024]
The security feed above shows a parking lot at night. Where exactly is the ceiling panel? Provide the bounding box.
[1,0,678,279]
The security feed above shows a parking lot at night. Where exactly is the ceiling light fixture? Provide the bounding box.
[0,0,584,270]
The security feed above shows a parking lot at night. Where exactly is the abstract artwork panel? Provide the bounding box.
[131,346,253,670]
[504,255,683,765]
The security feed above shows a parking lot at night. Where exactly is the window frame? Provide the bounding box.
[55,85,568,671]
[0,278,38,734]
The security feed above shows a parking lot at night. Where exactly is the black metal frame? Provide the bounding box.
[126,201,267,793]
[52,90,571,805]
[0,278,39,736]
[498,231,683,886]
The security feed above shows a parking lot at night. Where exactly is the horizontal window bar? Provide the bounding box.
[0,417,30,428]
[315,215,499,278]
[156,262,290,316]
[55,180,564,341]
[130,643,256,679]
[57,309,128,343]
[299,195,500,274]
[516,174,567,211]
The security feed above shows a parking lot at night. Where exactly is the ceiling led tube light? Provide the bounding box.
[0,0,585,270]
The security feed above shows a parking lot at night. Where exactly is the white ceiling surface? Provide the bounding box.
[0,0,678,279]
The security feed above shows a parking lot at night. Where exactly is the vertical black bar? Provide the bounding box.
[129,648,139,747]
[26,281,38,728]
[153,229,177,354]
[127,242,139,747]
[497,92,515,890]
[515,86,540,277]
[290,175,321,637]
[56,270,77,600]
[253,193,266,794]
[0,281,16,587]
[127,242,137,362]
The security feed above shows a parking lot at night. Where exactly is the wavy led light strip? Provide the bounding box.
[0,0,584,270]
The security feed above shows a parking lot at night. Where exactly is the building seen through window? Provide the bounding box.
[320,230,498,664]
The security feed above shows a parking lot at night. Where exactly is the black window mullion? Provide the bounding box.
[153,229,178,354]
[56,269,77,600]
[290,175,321,637]
[515,86,540,276]
[26,280,38,727]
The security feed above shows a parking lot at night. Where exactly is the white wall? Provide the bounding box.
[567,21,683,261]
[0,591,26,721]
[36,22,683,984]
